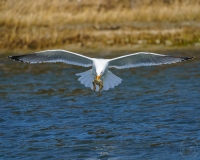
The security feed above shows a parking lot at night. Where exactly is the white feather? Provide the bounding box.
[103,71,122,90]
[108,52,192,69]
[9,50,193,92]
[76,69,93,90]
[9,50,93,67]
[76,70,122,91]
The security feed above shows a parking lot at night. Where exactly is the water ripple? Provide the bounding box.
[0,51,200,159]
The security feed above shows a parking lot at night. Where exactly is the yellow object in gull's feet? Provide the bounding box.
[93,76,103,93]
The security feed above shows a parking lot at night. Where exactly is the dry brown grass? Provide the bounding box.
[0,0,200,49]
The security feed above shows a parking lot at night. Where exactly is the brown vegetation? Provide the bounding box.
[0,0,200,50]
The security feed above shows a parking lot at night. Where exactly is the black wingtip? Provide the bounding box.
[7,56,12,59]
[181,56,194,62]
[7,55,24,62]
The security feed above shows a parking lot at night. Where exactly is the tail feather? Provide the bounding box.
[107,76,114,88]
[109,74,117,87]
[76,70,122,91]
[103,71,122,91]
[79,74,89,85]
[103,79,110,91]
[111,73,122,85]
[76,69,93,89]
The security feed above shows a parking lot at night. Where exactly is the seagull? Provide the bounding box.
[8,50,193,92]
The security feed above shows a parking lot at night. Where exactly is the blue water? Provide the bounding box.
[0,50,200,159]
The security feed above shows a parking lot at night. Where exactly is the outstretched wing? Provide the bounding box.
[108,52,194,69]
[8,50,93,67]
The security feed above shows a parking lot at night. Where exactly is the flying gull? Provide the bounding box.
[8,50,194,93]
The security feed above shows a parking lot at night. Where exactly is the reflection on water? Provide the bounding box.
[0,50,200,159]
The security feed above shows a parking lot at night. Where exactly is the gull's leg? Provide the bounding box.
[92,81,96,92]
[99,81,103,93]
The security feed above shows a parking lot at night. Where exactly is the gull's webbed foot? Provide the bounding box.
[99,84,103,93]
[98,81,103,94]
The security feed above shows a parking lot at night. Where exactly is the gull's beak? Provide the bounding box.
[96,75,101,80]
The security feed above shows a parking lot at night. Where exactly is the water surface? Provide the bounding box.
[0,50,200,159]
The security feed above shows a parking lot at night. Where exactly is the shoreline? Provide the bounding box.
[1,44,200,57]
[1,0,200,51]
[1,24,199,50]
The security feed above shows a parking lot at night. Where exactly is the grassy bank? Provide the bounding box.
[0,0,200,50]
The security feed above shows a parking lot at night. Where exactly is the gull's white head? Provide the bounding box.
[96,71,103,80]
[93,58,108,80]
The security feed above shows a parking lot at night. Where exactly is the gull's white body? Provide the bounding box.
[8,50,193,92]
[92,58,109,77]
[77,58,122,91]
